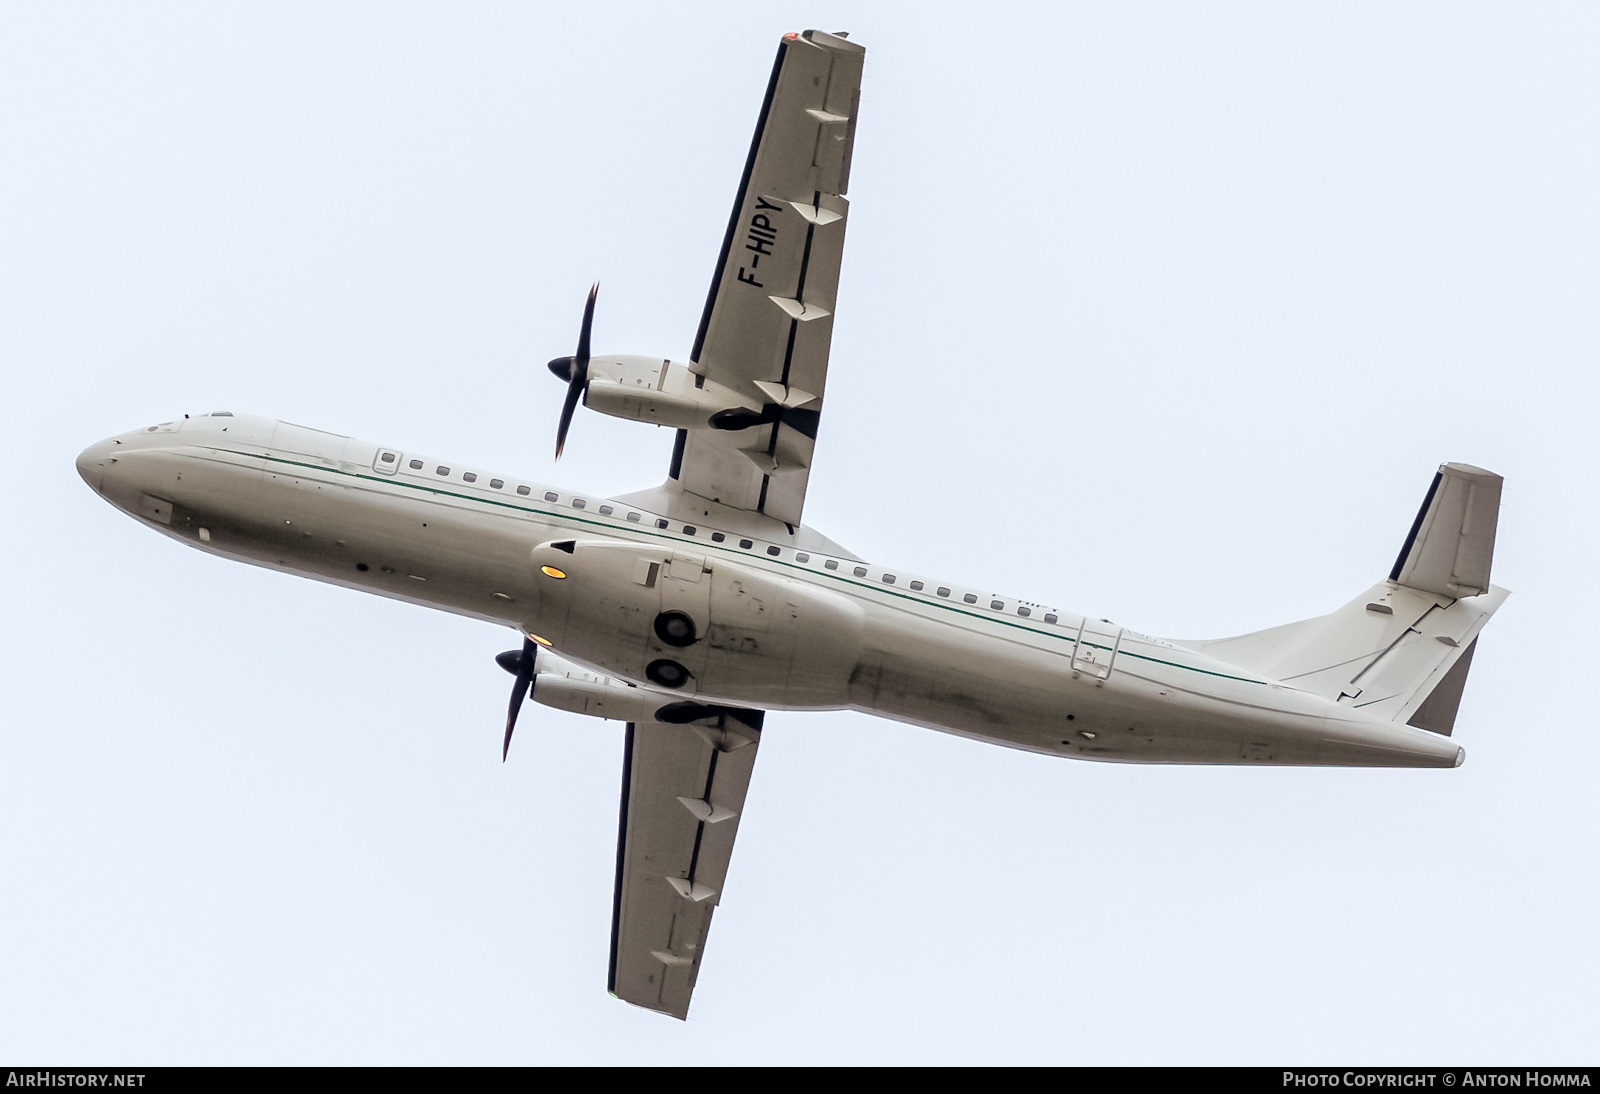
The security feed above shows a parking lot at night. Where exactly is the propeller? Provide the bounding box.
[495,637,538,761]
[549,282,599,460]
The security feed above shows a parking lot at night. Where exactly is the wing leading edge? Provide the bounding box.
[643,30,864,534]
[608,708,764,1019]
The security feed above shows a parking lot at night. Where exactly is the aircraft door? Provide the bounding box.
[373,448,402,475]
[1071,618,1123,682]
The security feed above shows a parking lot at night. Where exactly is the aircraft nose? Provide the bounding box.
[76,439,117,493]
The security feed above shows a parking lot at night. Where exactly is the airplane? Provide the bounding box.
[75,29,1507,1020]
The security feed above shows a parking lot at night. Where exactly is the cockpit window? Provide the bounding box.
[211,411,234,417]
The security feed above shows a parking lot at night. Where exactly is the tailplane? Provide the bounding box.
[1190,463,1507,735]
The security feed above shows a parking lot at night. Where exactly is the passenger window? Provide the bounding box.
[1044,614,1058,624]
[825,560,839,570]
[572,499,586,509]
[627,512,640,523]
[1017,606,1031,617]
[711,532,725,542]
[910,580,923,591]
[436,466,450,476]
[990,600,1004,610]
[380,452,396,464]
[853,566,868,577]
[463,472,477,483]
[408,459,423,470]
[684,526,696,535]
[796,553,809,563]
[937,587,950,597]
[599,505,613,516]
[963,594,977,604]
[656,519,669,529]
[739,539,753,549]
[490,479,504,489]
[544,491,558,502]
[516,485,531,496]
[767,546,780,556]
[882,574,895,584]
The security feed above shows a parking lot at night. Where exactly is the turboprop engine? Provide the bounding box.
[544,285,819,462]
[550,354,762,432]
[493,642,763,760]
[526,538,863,708]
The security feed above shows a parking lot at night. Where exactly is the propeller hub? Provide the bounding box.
[548,356,576,383]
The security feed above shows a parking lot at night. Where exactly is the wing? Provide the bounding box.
[666,30,864,530]
[608,708,763,1019]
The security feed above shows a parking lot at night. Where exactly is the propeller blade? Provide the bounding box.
[576,281,597,364]
[554,282,599,460]
[502,637,537,762]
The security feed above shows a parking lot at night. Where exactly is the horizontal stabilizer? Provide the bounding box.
[1391,463,1502,598]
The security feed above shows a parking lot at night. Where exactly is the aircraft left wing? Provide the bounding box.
[662,30,865,531]
[608,708,764,1019]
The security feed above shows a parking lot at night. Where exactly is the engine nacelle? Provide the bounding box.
[580,355,757,431]
[526,538,863,708]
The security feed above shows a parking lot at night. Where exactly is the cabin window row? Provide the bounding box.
[391,455,1060,624]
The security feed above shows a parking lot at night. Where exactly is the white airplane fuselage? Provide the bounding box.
[77,413,1464,770]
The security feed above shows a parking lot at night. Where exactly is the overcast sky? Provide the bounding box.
[3,2,1596,1064]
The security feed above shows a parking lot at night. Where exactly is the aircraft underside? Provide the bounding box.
[76,27,1504,1020]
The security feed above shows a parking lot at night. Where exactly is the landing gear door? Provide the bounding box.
[1072,619,1123,681]
[654,551,712,680]
[373,448,403,475]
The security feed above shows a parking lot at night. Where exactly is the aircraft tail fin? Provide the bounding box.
[1189,463,1507,735]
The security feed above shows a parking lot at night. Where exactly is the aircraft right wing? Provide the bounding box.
[608,707,764,1019]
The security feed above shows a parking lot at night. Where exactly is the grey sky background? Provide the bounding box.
[3,2,1596,1064]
